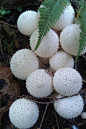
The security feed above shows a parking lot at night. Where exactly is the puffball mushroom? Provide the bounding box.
[54,95,84,119]
[53,4,75,31]
[10,49,39,80]
[81,112,86,119]
[26,69,53,98]
[60,24,81,56]
[17,10,38,36]
[30,29,59,58]
[53,67,82,96]
[9,98,39,129]
[49,50,74,71]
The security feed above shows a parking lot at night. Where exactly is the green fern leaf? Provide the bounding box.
[34,0,70,50]
[76,1,86,60]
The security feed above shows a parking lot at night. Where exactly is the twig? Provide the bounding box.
[76,8,81,19]
[82,55,86,60]
[83,79,86,83]
[54,112,60,129]
[0,21,17,28]
[0,38,4,56]
[16,91,86,105]
[74,60,77,70]
[39,103,49,129]
[45,69,54,76]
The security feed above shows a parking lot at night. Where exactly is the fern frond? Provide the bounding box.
[76,1,86,60]
[34,0,70,50]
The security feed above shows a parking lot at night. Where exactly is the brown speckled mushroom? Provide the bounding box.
[10,49,39,80]
[9,98,39,129]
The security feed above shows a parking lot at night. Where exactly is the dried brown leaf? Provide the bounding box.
[0,65,12,83]
[0,66,20,123]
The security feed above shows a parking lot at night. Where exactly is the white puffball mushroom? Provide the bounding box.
[53,67,82,96]
[17,10,38,36]
[60,24,81,56]
[26,69,53,98]
[49,50,74,71]
[81,112,86,119]
[30,29,59,58]
[10,49,39,80]
[9,98,39,129]
[54,95,84,119]
[53,4,75,31]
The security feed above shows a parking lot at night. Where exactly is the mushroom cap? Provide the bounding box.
[54,95,84,119]
[26,69,53,98]
[9,98,39,129]
[49,50,74,71]
[81,112,86,119]
[53,67,82,96]
[10,49,39,80]
[53,4,75,31]
[60,24,81,56]
[17,10,38,36]
[30,29,59,58]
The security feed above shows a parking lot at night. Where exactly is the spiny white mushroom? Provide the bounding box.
[53,4,75,31]
[60,24,81,56]
[9,98,39,129]
[53,67,82,96]
[17,10,38,36]
[26,69,53,98]
[81,112,86,119]
[10,49,39,80]
[30,29,59,58]
[49,50,74,71]
[54,95,84,119]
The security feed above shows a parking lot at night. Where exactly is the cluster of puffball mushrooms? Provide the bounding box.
[8,3,86,129]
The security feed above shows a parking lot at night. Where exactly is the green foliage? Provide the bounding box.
[2,40,14,51]
[76,0,86,60]
[0,6,11,18]
[77,0,84,6]
[14,6,23,12]
[35,0,70,50]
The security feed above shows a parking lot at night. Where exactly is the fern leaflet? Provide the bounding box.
[34,0,70,50]
[76,0,86,60]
